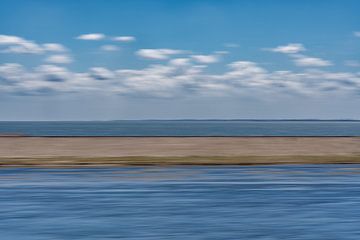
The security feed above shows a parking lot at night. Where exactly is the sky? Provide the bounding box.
[0,0,360,120]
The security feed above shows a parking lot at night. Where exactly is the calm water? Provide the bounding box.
[1,165,360,239]
[1,120,360,136]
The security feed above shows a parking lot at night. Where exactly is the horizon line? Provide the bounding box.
[1,119,360,122]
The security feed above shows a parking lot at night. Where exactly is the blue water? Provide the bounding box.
[1,120,360,136]
[1,165,360,239]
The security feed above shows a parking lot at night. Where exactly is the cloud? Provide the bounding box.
[215,51,229,55]
[0,34,44,54]
[112,36,136,42]
[0,64,73,95]
[0,35,27,45]
[115,63,204,97]
[292,55,332,67]
[191,54,220,64]
[1,36,359,97]
[0,63,26,84]
[222,61,270,88]
[0,35,67,54]
[266,43,332,67]
[35,65,70,82]
[76,34,136,42]
[45,55,73,64]
[89,67,115,80]
[100,45,120,51]
[345,60,360,67]
[76,33,105,40]
[42,43,67,52]
[354,32,360,37]
[2,59,359,98]
[268,43,306,54]
[136,49,186,60]
[169,58,191,66]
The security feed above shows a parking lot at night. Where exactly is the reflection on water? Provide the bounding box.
[1,165,360,239]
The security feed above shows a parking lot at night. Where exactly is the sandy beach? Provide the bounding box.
[0,137,359,166]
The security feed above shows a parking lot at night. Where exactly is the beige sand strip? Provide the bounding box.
[1,137,360,166]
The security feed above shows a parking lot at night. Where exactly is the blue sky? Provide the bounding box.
[0,0,360,120]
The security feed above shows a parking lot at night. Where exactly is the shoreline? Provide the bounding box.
[2,156,360,168]
[1,137,360,167]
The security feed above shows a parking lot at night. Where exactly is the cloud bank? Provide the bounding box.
[1,34,360,98]
[1,59,359,97]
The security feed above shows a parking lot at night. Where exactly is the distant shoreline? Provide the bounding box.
[1,136,360,167]
[1,119,360,122]
[1,135,360,138]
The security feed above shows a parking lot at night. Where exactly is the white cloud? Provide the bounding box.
[45,55,73,64]
[267,43,333,68]
[100,45,120,51]
[191,55,220,64]
[136,49,185,60]
[345,60,360,67]
[354,32,360,37]
[116,63,201,97]
[0,63,110,94]
[215,51,229,55]
[0,35,67,54]
[76,33,105,40]
[293,55,332,67]
[112,36,136,42]
[35,65,70,80]
[42,43,67,52]
[89,67,115,80]
[0,63,26,82]
[1,53,359,97]
[268,43,306,54]
[0,35,25,45]
[222,61,270,88]
[1,61,359,97]
[0,34,44,54]
[227,61,267,75]
[169,58,191,66]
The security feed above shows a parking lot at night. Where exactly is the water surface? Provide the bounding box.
[1,120,360,136]
[1,165,360,239]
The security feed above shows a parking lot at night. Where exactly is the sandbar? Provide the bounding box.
[0,137,360,167]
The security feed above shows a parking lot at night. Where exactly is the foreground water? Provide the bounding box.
[1,120,360,136]
[1,165,360,239]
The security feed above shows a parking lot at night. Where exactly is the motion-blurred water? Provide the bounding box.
[1,120,360,136]
[1,165,360,239]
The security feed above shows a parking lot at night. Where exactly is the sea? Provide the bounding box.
[1,120,360,239]
[0,120,360,136]
[1,165,360,239]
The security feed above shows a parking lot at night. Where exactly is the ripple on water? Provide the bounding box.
[1,164,360,239]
